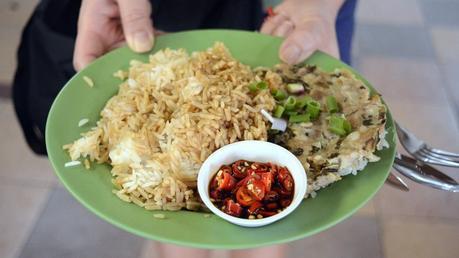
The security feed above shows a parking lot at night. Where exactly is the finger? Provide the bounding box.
[279,28,317,65]
[260,14,288,35]
[73,1,107,71]
[154,29,167,36]
[117,0,154,53]
[74,33,107,71]
[108,40,127,52]
[272,19,295,38]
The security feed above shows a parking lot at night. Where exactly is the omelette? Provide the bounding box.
[256,64,389,197]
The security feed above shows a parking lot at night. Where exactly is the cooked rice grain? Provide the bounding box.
[83,76,94,88]
[64,43,275,211]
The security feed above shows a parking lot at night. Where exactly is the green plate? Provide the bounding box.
[46,30,396,249]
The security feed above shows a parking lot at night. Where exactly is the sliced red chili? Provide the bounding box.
[258,172,273,192]
[269,162,278,173]
[263,190,279,202]
[234,175,250,190]
[247,179,266,201]
[210,189,220,200]
[258,210,277,217]
[220,165,232,174]
[232,160,249,179]
[236,186,255,207]
[248,201,263,215]
[217,172,236,191]
[280,199,292,208]
[277,167,290,182]
[265,202,279,210]
[282,176,294,192]
[224,199,242,217]
[252,162,271,173]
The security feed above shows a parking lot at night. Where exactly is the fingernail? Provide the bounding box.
[281,44,301,64]
[128,31,153,53]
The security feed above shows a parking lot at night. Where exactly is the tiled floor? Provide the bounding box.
[1,0,458,258]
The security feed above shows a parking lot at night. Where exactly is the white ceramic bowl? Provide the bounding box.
[197,140,307,227]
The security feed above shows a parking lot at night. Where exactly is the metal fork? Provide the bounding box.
[396,122,459,167]
[393,153,459,192]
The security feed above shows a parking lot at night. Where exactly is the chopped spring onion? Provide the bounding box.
[284,96,297,111]
[271,89,288,100]
[248,81,268,92]
[343,120,352,133]
[295,96,312,109]
[273,105,285,118]
[328,114,352,136]
[326,96,339,113]
[329,126,346,136]
[257,81,268,89]
[306,100,321,120]
[285,111,298,116]
[248,83,258,92]
[287,83,304,94]
[289,114,311,123]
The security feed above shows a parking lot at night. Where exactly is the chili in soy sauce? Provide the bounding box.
[209,160,294,219]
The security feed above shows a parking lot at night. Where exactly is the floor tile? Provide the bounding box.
[354,24,435,59]
[355,199,377,217]
[356,0,423,26]
[0,0,39,28]
[138,241,160,258]
[0,183,50,258]
[288,216,382,258]
[0,28,22,84]
[385,100,459,153]
[357,56,448,104]
[419,0,459,27]
[0,83,11,98]
[17,187,145,258]
[439,61,459,126]
[382,217,459,258]
[140,242,231,258]
[0,0,39,84]
[374,177,459,220]
[430,27,459,63]
[0,100,57,186]
[210,250,231,258]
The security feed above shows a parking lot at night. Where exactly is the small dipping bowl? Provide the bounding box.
[197,140,307,227]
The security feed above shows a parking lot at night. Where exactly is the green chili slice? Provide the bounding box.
[289,114,311,123]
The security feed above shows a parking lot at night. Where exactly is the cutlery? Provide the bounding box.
[393,153,459,192]
[396,122,459,167]
[386,172,409,191]
[260,109,287,131]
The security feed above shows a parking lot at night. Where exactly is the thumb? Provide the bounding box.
[118,0,154,53]
[279,27,317,65]
[279,17,339,64]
